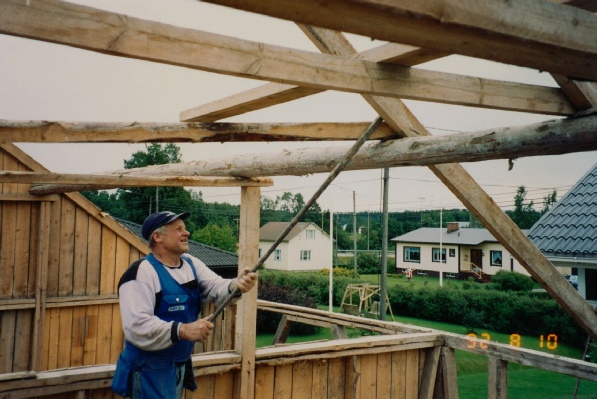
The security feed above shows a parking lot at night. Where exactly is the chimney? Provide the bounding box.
[447,222,459,233]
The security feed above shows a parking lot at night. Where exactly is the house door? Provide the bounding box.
[470,249,483,270]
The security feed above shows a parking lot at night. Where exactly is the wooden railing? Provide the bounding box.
[1,301,596,399]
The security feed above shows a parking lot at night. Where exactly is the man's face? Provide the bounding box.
[156,218,190,255]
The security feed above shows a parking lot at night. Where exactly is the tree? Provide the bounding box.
[507,186,541,229]
[191,223,238,253]
[117,143,194,224]
[541,190,558,214]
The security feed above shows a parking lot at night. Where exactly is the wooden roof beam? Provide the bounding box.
[204,0,597,81]
[0,0,574,117]
[180,42,448,122]
[0,120,397,142]
[61,113,596,179]
[16,173,273,195]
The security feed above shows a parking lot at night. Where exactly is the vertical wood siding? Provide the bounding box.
[0,148,147,376]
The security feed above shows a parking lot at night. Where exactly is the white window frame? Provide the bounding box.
[300,250,311,261]
[404,246,420,263]
[432,248,446,263]
[274,249,281,261]
[306,229,316,240]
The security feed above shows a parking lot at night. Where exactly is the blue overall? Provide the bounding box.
[112,254,201,398]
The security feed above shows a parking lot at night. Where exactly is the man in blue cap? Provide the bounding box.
[112,211,257,398]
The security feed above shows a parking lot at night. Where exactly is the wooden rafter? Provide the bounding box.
[0,120,397,142]
[203,0,597,81]
[180,42,449,122]
[0,0,575,117]
[33,113,596,180]
[0,172,273,195]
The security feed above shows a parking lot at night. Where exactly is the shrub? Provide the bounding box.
[357,253,380,274]
[317,267,353,277]
[256,279,319,335]
[491,270,534,292]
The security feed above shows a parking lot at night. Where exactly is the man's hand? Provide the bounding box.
[178,316,214,342]
[232,267,258,293]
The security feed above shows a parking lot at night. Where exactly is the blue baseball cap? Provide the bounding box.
[141,211,190,240]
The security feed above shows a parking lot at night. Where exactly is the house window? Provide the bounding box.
[259,248,262,258]
[306,229,316,240]
[403,246,420,263]
[449,248,455,257]
[300,250,311,261]
[490,250,503,266]
[274,249,281,261]
[432,248,446,263]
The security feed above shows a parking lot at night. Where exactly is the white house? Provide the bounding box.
[259,222,331,271]
[528,162,597,306]
[391,222,529,281]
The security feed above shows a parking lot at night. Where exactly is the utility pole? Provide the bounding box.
[379,168,389,321]
[353,191,358,278]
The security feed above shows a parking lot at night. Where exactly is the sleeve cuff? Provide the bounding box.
[228,281,242,298]
[171,322,181,343]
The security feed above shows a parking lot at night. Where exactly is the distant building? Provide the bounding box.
[391,222,529,281]
[528,162,597,305]
[116,217,239,278]
[259,222,331,271]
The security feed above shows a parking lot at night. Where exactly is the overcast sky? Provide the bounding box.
[1,0,595,214]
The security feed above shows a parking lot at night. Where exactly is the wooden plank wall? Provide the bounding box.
[0,148,145,378]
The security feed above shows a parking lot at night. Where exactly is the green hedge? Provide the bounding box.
[259,269,353,307]
[388,284,586,347]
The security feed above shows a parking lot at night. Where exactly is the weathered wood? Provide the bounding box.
[418,347,442,399]
[553,75,597,110]
[444,333,597,381]
[254,365,275,399]
[6,173,272,195]
[273,363,293,399]
[405,350,420,399]
[488,357,509,399]
[180,42,448,122]
[272,314,292,345]
[30,202,50,372]
[327,357,345,398]
[0,120,398,142]
[292,361,313,399]
[236,186,260,399]
[392,351,407,399]
[258,299,429,334]
[204,0,597,81]
[96,114,597,179]
[440,347,459,399]
[0,0,576,116]
[256,333,443,363]
[376,352,392,399]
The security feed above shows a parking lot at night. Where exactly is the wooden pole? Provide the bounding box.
[89,113,597,179]
[235,186,260,399]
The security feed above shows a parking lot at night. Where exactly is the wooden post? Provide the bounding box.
[30,201,52,372]
[418,346,441,399]
[235,186,260,399]
[439,347,459,399]
[488,357,508,399]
